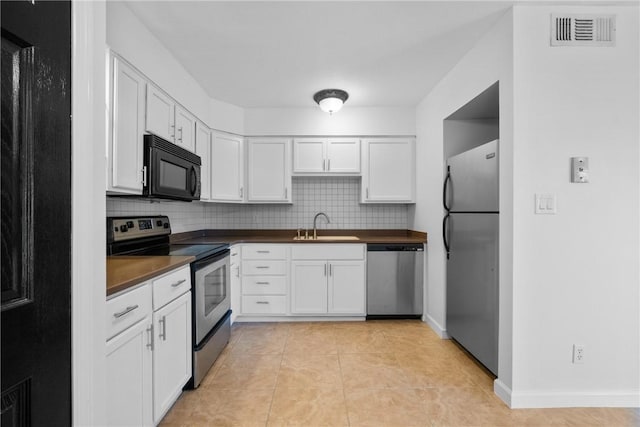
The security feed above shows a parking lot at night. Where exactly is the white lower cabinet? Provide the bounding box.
[106,265,192,427]
[106,312,153,427]
[240,245,288,315]
[290,244,366,316]
[230,245,241,324]
[152,292,192,424]
[106,283,153,427]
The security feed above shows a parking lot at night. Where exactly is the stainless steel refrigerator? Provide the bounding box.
[443,139,499,375]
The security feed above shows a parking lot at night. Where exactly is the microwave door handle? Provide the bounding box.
[190,166,197,196]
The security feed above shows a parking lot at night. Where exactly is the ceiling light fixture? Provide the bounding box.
[313,89,349,114]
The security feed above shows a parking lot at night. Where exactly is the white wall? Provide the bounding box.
[244,106,415,136]
[72,1,106,425]
[510,5,639,408]
[413,8,515,390]
[106,2,244,135]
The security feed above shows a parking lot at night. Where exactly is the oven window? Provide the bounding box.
[204,263,227,316]
[159,159,187,190]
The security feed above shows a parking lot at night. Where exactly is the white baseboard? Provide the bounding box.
[494,380,639,408]
[494,379,512,407]
[423,313,450,339]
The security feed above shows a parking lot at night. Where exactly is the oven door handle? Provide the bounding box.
[192,249,230,271]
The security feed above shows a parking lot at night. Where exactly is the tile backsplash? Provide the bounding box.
[106,177,408,233]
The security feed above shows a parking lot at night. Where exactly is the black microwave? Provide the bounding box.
[143,134,201,201]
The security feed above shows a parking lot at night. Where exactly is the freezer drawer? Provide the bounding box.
[366,244,423,317]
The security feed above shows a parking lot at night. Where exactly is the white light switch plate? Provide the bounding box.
[535,194,557,214]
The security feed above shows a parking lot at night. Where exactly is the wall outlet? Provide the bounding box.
[573,344,585,364]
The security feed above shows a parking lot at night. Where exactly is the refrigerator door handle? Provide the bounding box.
[442,213,451,259]
[443,166,451,212]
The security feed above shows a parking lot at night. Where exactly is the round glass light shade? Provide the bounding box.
[318,97,344,114]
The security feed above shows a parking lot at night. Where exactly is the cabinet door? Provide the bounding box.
[175,106,196,152]
[230,246,241,323]
[290,261,327,314]
[211,132,244,202]
[146,84,175,142]
[328,261,366,314]
[293,138,325,173]
[106,318,153,427]
[153,292,192,424]
[109,56,145,194]
[247,138,291,202]
[195,121,211,200]
[327,138,360,174]
[362,138,415,203]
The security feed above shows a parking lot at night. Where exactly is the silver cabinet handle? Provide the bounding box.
[159,316,167,341]
[178,127,183,142]
[113,304,139,318]
[231,253,238,257]
[329,263,332,276]
[171,279,186,288]
[146,324,154,350]
[170,123,175,138]
[256,301,269,305]
[256,266,269,269]
[256,281,270,285]
[142,166,147,186]
[235,266,240,277]
[240,187,243,198]
[328,159,331,171]
[256,250,270,254]
[366,188,369,199]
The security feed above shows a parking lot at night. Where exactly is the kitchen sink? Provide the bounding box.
[292,235,360,241]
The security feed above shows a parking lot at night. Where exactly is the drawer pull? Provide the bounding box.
[256,266,269,269]
[113,305,139,318]
[256,301,270,305]
[171,279,187,287]
[231,253,238,257]
[256,281,270,285]
[256,250,270,254]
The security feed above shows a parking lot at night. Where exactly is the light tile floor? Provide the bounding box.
[161,320,639,426]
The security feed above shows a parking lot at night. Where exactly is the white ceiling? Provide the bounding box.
[125,1,514,108]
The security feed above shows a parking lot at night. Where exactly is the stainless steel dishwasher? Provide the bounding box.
[366,244,424,319]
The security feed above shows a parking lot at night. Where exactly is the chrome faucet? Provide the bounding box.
[313,212,330,239]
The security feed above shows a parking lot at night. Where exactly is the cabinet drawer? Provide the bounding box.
[152,265,191,310]
[242,296,286,314]
[242,245,287,260]
[106,283,152,341]
[291,244,365,260]
[242,276,287,295]
[243,260,287,275]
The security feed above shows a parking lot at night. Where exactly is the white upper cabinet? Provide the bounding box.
[246,138,292,203]
[174,106,196,152]
[145,84,196,153]
[107,54,146,194]
[195,121,211,200]
[211,132,244,202]
[361,137,415,203]
[145,84,175,143]
[293,138,360,175]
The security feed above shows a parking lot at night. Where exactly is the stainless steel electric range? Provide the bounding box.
[107,216,230,388]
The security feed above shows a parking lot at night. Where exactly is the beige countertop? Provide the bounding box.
[106,256,194,297]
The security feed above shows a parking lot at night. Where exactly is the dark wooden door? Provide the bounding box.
[1,1,72,425]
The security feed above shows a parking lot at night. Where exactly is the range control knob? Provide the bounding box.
[126,221,134,228]
[156,220,163,227]
[163,223,169,229]
[119,224,128,232]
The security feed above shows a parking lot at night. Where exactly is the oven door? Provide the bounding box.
[193,250,230,345]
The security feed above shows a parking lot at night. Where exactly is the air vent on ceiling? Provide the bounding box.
[551,14,616,47]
